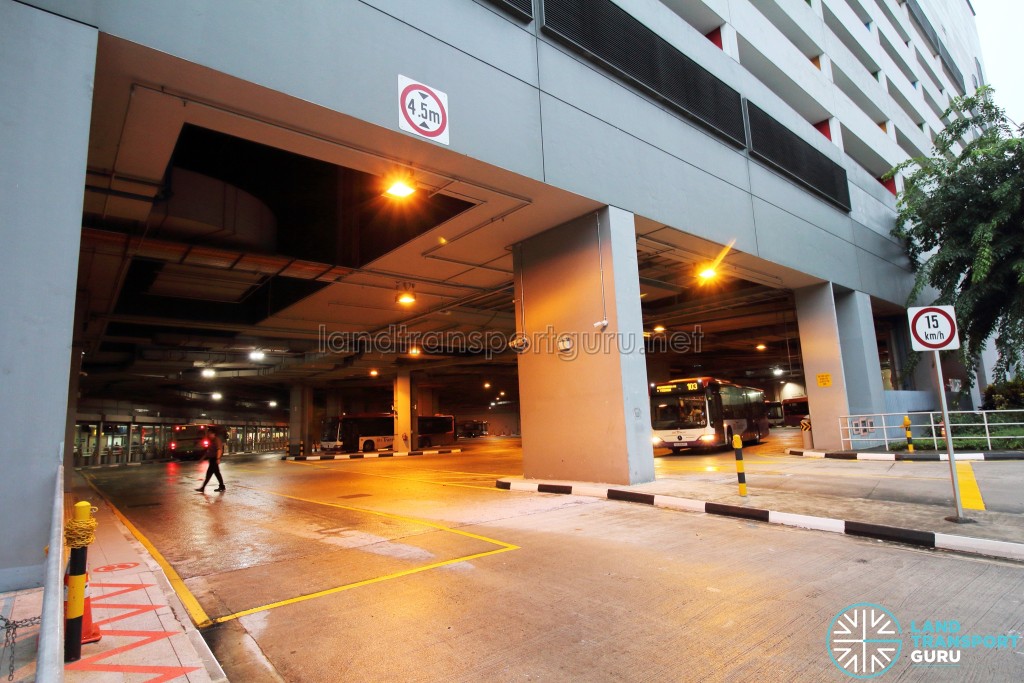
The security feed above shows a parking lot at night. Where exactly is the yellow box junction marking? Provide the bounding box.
[955,461,986,511]
[88,475,518,628]
[207,488,518,625]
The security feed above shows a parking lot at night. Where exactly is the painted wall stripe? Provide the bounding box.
[769,511,845,533]
[934,533,1024,561]
[537,484,573,494]
[844,521,935,547]
[705,502,769,522]
[607,489,655,505]
[652,495,706,513]
[573,485,612,498]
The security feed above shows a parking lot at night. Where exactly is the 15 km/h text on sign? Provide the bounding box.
[398,75,449,145]
[908,306,960,351]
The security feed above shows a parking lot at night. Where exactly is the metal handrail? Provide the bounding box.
[37,462,65,682]
[838,409,1024,450]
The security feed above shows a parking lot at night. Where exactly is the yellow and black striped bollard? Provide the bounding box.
[732,434,748,497]
[904,415,914,454]
[64,501,99,662]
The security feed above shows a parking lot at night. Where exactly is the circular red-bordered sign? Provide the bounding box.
[910,307,957,349]
[400,83,448,138]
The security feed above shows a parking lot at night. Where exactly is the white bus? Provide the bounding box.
[651,377,769,453]
[321,414,396,453]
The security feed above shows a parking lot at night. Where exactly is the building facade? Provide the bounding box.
[0,0,985,589]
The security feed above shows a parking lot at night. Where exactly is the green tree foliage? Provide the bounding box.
[982,378,1024,410]
[889,86,1024,379]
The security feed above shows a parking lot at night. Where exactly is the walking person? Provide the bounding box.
[195,427,226,493]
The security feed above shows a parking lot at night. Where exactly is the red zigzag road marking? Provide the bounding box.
[64,582,200,683]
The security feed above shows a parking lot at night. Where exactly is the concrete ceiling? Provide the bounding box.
[75,34,867,419]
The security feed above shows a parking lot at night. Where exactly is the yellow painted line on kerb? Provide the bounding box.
[82,476,214,628]
[956,462,986,510]
[209,486,519,625]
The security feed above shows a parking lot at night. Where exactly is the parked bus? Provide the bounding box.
[417,415,456,448]
[168,424,224,460]
[456,420,489,438]
[766,401,785,427]
[321,414,396,453]
[782,396,810,427]
[650,377,769,453]
[320,414,457,452]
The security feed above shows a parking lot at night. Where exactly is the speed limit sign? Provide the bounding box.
[908,306,960,351]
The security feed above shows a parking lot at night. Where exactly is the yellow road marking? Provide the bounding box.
[955,462,986,510]
[82,475,215,628]
[211,545,515,625]
[207,486,518,625]
[85,475,519,629]
[287,459,505,490]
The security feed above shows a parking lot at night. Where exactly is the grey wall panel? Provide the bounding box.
[751,198,861,291]
[25,0,547,180]
[536,41,752,190]
[747,163,854,244]
[851,222,906,265]
[539,95,759,255]
[0,1,96,590]
[854,247,914,304]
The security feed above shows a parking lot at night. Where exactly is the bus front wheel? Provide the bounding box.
[362,440,375,452]
[419,437,432,448]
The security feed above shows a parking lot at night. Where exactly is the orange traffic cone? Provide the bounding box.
[64,570,102,644]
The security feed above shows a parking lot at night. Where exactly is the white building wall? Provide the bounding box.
[0,1,96,590]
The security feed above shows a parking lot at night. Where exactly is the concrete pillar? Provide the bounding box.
[289,385,313,456]
[835,290,886,416]
[513,207,654,485]
[63,346,83,483]
[719,24,740,62]
[418,387,436,417]
[394,370,417,451]
[794,283,851,450]
[0,1,96,590]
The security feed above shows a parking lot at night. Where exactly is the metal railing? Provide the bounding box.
[37,463,65,682]
[839,409,1024,451]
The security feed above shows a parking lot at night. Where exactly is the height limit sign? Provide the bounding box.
[908,305,960,351]
[398,75,449,145]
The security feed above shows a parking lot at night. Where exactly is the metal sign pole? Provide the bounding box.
[933,350,967,522]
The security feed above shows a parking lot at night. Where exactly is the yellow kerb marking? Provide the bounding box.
[955,462,986,510]
[85,477,215,628]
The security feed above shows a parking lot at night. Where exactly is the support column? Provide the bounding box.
[394,370,417,451]
[514,207,654,485]
[288,385,313,456]
[0,1,96,590]
[794,283,851,451]
[63,346,83,483]
[835,290,886,416]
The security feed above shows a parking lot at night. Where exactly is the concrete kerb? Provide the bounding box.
[495,478,1024,563]
[785,448,1024,461]
[282,448,462,461]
